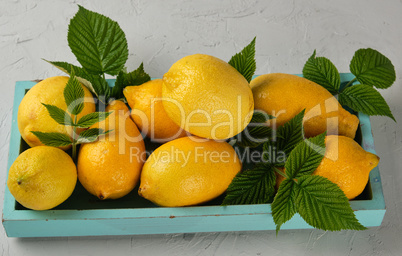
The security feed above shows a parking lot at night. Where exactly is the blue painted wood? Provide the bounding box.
[2,74,386,237]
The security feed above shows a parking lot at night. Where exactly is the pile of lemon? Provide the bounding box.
[7,54,379,210]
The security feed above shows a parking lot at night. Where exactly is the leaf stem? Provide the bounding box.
[274,167,288,179]
[72,115,78,163]
[339,77,357,93]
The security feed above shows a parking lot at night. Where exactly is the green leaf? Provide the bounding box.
[222,165,276,205]
[228,37,256,83]
[85,74,111,103]
[262,142,287,167]
[68,5,128,76]
[271,179,297,234]
[303,50,341,94]
[294,175,367,231]
[76,111,112,128]
[285,132,326,179]
[113,62,151,99]
[249,111,276,124]
[41,103,74,126]
[235,111,275,148]
[350,48,396,89]
[64,71,85,115]
[45,60,110,102]
[30,131,72,147]
[76,128,109,144]
[338,84,395,121]
[276,109,305,156]
[261,110,305,167]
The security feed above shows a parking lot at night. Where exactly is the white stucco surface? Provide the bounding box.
[1,0,402,255]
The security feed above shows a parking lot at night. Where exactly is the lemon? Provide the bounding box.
[77,100,145,200]
[138,136,242,207]
[106,99,131,116]
[162,54,254,140]
[123,79,187,142]
[250,73,359,138]
[18,76,96,149]
[313,135,380,199]
[7,146,77,210]
[275,135,379,200]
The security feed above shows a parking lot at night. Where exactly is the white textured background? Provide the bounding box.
[1,0,402,255]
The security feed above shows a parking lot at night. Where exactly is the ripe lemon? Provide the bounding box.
[275,135,379,200]
[138,136,242,207]
[77,100,145,200]
[250,73,359,138]
[123,79,187,142]
[18,76,96,149]
[313,135,379,199]
[7,146,77,210]
[106,99,131,115]
[162,54,254,140]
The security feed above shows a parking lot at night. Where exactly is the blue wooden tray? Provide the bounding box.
[2,74,386,237]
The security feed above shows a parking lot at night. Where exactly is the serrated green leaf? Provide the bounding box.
[285,132,326,179]
[235,111,275,148]
[113,62,151,99]
[68,5,128,76]
[228,37,256,83]
[87,74,111,103]
[271,179,297,234]
[276,109,305,155]
[338,84,395,121]
[249,111,276,123]
[261,110,305,167]
[222,165,276,205]
[76,128,109,144]
[44,60,82,77]
[262,140,286,167]
[294,175,367,231]
[45,60,110,102]
[31,131,72,147]
[76,111,112,128]
[41,103,74,126]
[350,48,395,89]
[303,50,341,94]
[64,71,85,115]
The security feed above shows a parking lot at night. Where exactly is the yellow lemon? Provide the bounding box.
[123,79,187,142]
[313,135,380,199]
[106,99,131,116]
[162,54,254,140]
[250,73,359,138]
[275,135,379,200]
[138,136,242,207]
[77,100,145,200]
[18,76,96,149]
[7,146,77,210]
